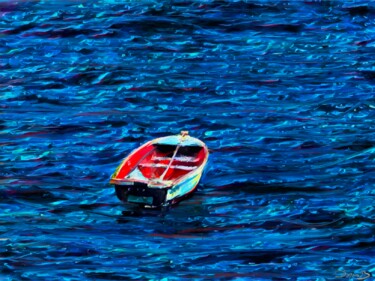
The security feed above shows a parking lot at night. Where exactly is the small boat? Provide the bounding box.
[110,131,209,207]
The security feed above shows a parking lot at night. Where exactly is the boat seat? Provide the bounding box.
[139,163,196,171]
[151,156,173,161]
[152,156,198,163]
[175,156,199,163]
[170,165,196,171]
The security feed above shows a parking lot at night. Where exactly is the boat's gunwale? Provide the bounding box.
[154,135,206,148]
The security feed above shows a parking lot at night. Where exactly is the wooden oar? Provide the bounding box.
[160,144,181,181]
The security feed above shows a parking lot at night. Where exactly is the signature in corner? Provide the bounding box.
[336,269,372,280]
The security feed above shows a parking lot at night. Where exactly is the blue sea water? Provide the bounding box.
[1,0,375,280]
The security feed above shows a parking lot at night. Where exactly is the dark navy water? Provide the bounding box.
[1,1,375,280]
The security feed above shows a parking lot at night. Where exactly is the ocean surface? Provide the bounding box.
[1,0,375,280]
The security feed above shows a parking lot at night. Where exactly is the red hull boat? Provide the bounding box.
[110,131,209,207]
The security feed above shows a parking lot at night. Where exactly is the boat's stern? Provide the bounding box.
[114,181,171,207]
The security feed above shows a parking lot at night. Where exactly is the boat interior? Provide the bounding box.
[129,144,206,182]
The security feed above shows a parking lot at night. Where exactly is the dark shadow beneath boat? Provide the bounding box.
[117,208,166,222]
[117,189,199,221]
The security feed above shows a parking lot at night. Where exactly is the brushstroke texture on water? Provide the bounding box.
[1,0,374,280]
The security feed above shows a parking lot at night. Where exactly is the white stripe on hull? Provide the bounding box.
[166,172,202,201]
